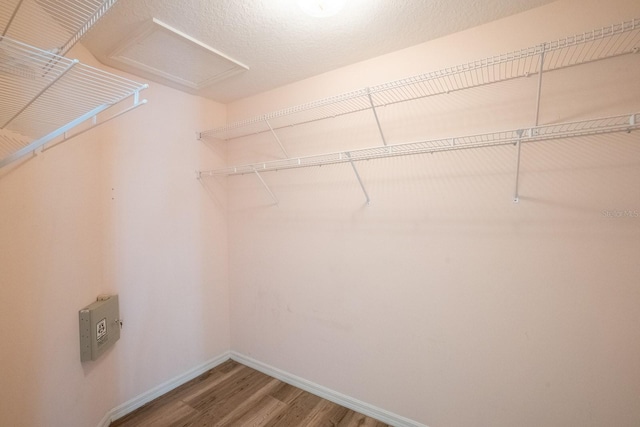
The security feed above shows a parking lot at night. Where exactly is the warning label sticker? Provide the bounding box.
[96,318,107,341]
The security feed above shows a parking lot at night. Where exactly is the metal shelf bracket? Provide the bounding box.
[513,45,545,203]
[366,87,388,147]
[253,169,279,205]
[534,45,546,127]
[513,129,525,203]
[265,117,289,158]
[346,152,371,206]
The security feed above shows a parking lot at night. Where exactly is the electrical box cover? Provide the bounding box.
[79,295,120,362]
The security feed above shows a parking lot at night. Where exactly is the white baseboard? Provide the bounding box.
[230,351,428,427]
[99,350,427,427]
[98,351,231,427]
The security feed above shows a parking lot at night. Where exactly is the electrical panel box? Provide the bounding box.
[79,295,120,362]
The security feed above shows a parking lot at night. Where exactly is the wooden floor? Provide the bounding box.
[110,359,392,427]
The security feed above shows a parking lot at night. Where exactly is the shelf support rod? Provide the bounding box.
[265,118,289,158]
[1,59,79,129]
[513,138,522,203]
[366,88,388,146]
[253,169,279,205]
[514,46,545,203]
[534,46,546,127]
[513,129,527,203]
[346,152,371,206]
[1,0,24,36]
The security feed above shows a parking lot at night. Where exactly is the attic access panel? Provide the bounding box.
[108,18,249,91]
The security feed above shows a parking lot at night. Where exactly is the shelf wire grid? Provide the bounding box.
[0,36,147,167]
[200,19,640,142]
[0,0,118,55]
[0,128,30,159]
[201,113,639,176]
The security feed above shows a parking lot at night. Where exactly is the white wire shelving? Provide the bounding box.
[201,113,639,177]
[198,18,640,205]
[199,18,640,142]
[0,36,148,169]
[1,0,118,56]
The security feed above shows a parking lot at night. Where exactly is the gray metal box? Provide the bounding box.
[79,295,120,362]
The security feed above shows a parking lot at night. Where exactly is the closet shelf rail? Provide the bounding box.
[199,113,639,176]
[0,36,148,168]
[199,18,640,142]
[1,0,119,56]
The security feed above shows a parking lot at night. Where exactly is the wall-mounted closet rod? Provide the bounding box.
[200,19,640,142]
[43,97,148,153]
[0,104,106,168]
[200,113,639,177]
[0,91,148,169]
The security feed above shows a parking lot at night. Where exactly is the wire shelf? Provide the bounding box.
[200,18,640,142]
[201,113,639,176]
[0,0,118,56]
[0,36,147,168]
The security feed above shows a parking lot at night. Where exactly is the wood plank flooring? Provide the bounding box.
[110,359,392,427]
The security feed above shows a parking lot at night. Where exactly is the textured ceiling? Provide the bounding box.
[81,0,556,103]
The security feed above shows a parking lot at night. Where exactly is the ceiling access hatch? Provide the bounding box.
[108,18,249,91]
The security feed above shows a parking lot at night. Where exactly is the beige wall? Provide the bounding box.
[0,45,229,426]
[225,0,640,426]
[1,1,639,426]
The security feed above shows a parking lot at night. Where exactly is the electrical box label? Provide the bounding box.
[96,318,107,341]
